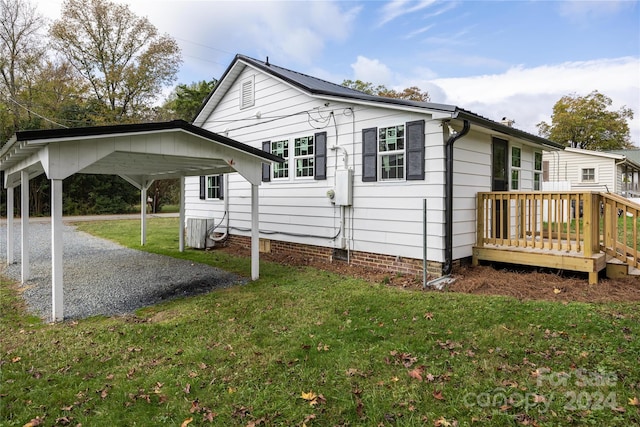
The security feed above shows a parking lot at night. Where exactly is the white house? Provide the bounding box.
[543,147,640,198]
[185,54,563,279]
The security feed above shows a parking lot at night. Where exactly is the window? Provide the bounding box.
[511,170,520,190]
[207,175,223,199]
[534,152,542,190]
[511,146,521,168]
[294,135,314,178]
[261,132,326,182]
[240,76,254,109]
[511,146,521,190]
[199,175,223,200]
[582,168,596,182]
[271,140,289,179]
[362,120,425,182]
[379,125,405,180]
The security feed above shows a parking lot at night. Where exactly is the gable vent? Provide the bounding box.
[240,76,255,109]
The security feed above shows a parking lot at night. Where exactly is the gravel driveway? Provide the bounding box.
[0,222,246,320]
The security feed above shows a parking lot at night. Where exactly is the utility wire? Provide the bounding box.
[8,97,68,128]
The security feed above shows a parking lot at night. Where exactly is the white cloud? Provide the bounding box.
[350,56,394,85]
[557,0,633,23]
[429,57,640,144]
[378,0,437,26]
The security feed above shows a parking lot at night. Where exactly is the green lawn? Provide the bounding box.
[1,218,639,426]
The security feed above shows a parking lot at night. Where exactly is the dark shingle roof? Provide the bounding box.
[236,54,458,114]
[195,54,564,150]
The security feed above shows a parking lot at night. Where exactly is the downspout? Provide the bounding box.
[442,119,471,276]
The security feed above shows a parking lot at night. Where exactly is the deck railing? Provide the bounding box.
[476,191,639,269]
[601,192,640,268]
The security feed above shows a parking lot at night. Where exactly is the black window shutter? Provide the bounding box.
[218,174,224,200]
[362,127,377,182]
[314,131,327,180]
[406,120,425,180]
[199,176,206,200]
[261,141,271,182]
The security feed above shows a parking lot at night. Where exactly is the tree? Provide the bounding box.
[341,79,430,102]
[537,91,634,150]
[161,79,217,121]
[50,0,181,123]
[0,0,45,137]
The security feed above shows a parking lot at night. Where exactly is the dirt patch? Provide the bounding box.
[216,245,640,303]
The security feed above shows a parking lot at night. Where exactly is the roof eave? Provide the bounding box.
[454,110,564,150]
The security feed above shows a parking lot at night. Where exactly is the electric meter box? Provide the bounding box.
[335,169,353,206]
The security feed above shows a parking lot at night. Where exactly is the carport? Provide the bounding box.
[0,120,282,322]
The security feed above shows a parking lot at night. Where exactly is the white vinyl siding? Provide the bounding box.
[185,63,549,265]
[542,148,620,193]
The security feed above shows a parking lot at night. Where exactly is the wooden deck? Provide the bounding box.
[473,191,639,284]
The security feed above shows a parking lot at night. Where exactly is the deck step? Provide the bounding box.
[605,256,640,279]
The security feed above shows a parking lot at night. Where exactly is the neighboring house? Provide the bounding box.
[185,54,563,279]
[542,147,640,197]
[606,148,640,196]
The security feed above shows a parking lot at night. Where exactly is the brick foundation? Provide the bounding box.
[225,235,469,279]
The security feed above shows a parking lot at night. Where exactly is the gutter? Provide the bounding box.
[443,119,471,276]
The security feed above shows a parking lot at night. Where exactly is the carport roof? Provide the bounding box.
[1,119,282,188]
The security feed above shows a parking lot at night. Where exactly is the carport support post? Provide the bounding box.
[140,180,154,246]
[179,176,185,252]
[51,179,64,322]
[251,183,259,280]
[20,170,29,282]
[6,187,14,264]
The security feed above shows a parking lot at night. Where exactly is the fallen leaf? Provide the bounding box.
[12,357,21,363]
[183,383,191,394]
[301,391,317,402]
[629,396,640,406]
[424,312,434,320]
[408,368,423,381]
[22,417,43,427]
[432,390,444,400]
[434,416,451,427]
[553,288,561,294]
[180,417,193,427]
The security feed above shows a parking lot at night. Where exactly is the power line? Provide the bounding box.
[8,97,68,128]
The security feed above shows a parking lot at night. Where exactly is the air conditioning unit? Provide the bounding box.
[186,218,216,249]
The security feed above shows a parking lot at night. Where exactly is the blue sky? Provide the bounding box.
[35,0,640,144]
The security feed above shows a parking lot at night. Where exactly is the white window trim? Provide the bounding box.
[533,151,543,190]
[378,124,406,181]
[206,175,222,200]
[510,145,522,190]
[271,140,290,181]
[581,167,598,183]
[293,135,315,179]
